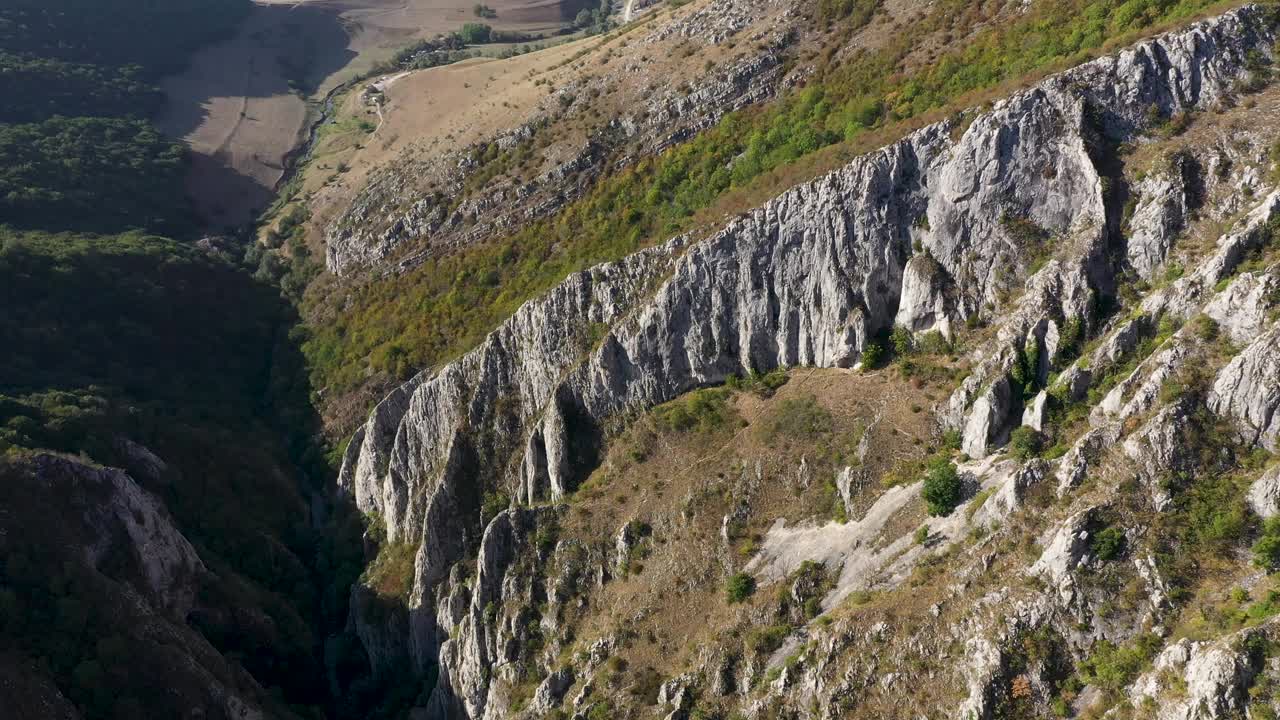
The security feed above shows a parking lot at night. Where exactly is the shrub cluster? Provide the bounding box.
[921,456,962,516]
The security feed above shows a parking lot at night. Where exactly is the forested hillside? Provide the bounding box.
[0,2,386,718]
[0,231,347,718]
[0,0,250,233]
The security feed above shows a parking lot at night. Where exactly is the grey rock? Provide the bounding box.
[1126,154,1193,280]
[1202,269,1278,344]
[962,377,1014,459]
[1022,390,1049,432]
[1093,339,1190,424]
[31,453,204,617]
[895,252,954,338]
[1209,326,1280,451]
[1128,629,1268,719]
[1247,464,1280,519]
[1140,190,1280,322]
[1122,405,1196,511]
[527,666,575,715]
[658,673,697,720]
[336,8,1280,715]
[1029,509,1093,604]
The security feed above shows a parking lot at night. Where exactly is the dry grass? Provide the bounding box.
[542,367,940,710]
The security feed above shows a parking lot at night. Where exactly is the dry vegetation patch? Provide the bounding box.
[541,367,942,710]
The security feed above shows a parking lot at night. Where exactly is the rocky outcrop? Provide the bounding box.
[1122,405,1197,511]
[23,453,205,617]
[1209,325,1280,451]
[1202,268,1279,343]
[1129,626,1272,719]
[1248,464,1280,518]
[337,8,1280,717]
[0,453,280,720]
[1126,152,1196,280]
[1055,422,1122,494]
[1029,509,1093,604]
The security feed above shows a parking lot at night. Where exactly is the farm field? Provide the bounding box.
[159,0,583,228]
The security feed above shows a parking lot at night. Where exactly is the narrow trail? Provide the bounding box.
[370,70,412,135]
[211,56,257,158]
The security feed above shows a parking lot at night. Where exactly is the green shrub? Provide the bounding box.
[1193,314,1220,342]
[363,541,419,599]
[1078,634,1161,691]
[891,326,914,356]
[921,457,962,517]
[1008,426,1044,459]
[730,367,789,396]
[1057,317,1085,362]
[917,330,953,355]
[1181,474,1250,552]
[1010,339,1043,398]
[1091,526,1126,562]
[965,488,993,521]
[457,22,492,44]
[745,624,790,654]
[757,395,832,444]
[860,342,885,369]
[726,572,757,603]
[653,387,735,434]
[481,490,510,522]
[817,0,878,24]
[941,429,963,451]
[1253,516,1280,572]
[1243,589,1280,624]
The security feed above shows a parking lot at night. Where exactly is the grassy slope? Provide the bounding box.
[301,0,1247,437]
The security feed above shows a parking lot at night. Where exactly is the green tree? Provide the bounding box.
[726,572,756,603]
[458,23,492,44]
[1008,426,1043,459]
[0,117,191,233]
[1091,526,1126,562]
[921,457,962,516]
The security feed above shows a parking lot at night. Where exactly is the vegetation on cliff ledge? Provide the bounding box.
[302,0,1243,427]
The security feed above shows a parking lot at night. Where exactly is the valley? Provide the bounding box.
[159,0,592,228]
[5,0,1280,718]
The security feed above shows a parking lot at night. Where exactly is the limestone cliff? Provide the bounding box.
[337,6,1280,718]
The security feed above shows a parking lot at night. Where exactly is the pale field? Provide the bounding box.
[160,0,584,228]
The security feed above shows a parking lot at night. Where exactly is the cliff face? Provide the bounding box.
[338,6,1280,719]
[0,453,283,720]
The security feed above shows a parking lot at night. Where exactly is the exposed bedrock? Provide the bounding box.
[334,7,1279,715]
